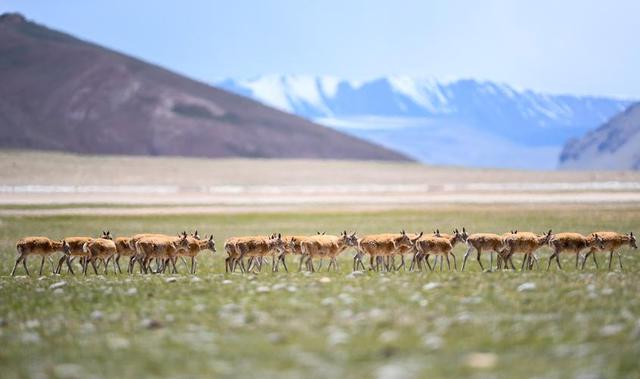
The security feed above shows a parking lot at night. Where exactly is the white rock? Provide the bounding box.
[126,288,138,295]
[256,286,270,293]
[222,280,233,285]
[601,288,614,296]
[193,303,206,312]
[287,285,298,292]
[423,335,443,350]
[165,277,178,283]
[600,324,624,336]
[25,319,40,329]
[321,297,335,306]
[53,363,84,379]
[107,336,130,350]
[378,330,398,343]
[517,282,536,292]
[319,277,331,283]
[327,329,348,346]
[190,276,202,282]
[140,318,163,329]
[465,352,498,368]
[49,281,67,290]
[422,282,441,291]
[21,332,40,344]
[90,311,103,321]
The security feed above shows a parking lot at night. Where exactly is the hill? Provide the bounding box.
[559,103,640,170]
[0,13,408,161]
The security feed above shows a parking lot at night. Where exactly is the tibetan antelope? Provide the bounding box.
[82,238,117,275]
[225,234,286,273]
[134,234,188,274]
[355,231,415,271]
[12,237,68,276]
[462,230,517,271]
[410,229,467,271]
[300,231,358,272]
[546,232,604,271]
[128,233,184,273]
[54,231,110,275]
[501,230,553,271]
[581,231,636,271]
[175,234,216,274]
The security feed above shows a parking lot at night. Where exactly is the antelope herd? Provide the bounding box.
[9,229,637,276]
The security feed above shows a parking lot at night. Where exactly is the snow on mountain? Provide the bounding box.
[217,75,632,168]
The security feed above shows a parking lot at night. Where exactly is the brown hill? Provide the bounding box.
[559,102,640,170]
[0,13,409,161]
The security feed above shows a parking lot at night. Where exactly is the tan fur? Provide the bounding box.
[12,237,65,276]
[300,231,358,271]
[502,231,552,270]
[546,232,603,270]
[356,231,415,271]
[135,235,187,274]
[175,235,216,274]
[82,238,117,275]
[411,229,466,271]
[582,231,636,270]
[462,233,505,271]
[224,235,285,272]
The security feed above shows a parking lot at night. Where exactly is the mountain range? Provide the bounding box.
[218,75,633,168]
[0,13,407,162]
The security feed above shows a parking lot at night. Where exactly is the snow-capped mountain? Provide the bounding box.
[217,75,632,168]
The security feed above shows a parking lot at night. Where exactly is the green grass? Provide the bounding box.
[0,205,639,378]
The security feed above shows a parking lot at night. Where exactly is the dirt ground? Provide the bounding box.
[1,150,639,215]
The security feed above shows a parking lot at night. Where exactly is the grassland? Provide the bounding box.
[0,204,639,378]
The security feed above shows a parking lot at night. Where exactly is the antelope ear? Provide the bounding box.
[463,227,466,233]
[209,235,213,241]
[436,229,440,234]
[278,233,281,239]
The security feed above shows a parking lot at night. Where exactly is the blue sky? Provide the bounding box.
[2,0,639,98]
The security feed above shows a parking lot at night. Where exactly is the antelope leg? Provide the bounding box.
[11,254,23,276]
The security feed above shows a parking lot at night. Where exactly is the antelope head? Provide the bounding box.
[628,232,636,249]
[341,230,358,246]
[102,231,112,240]
[270,233,286,255]
[62,240,70,255]
[591,233,605,249]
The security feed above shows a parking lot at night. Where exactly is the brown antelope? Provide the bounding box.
[175,235,216,274]
[547,233,604,271]
[54,232,110,275]
[462,230,517,271]
[82,238,117,275]
[12,237,68,276]
[128,232,184,273]
[300,231,358,272]
[581,231,636,270]
[280,235,321,272]
[411,229,467,271]
[134,234,188,274]
[112,237,135,273]
[224,235,266,273]
[501,230,553,271]
[355,231,415,272]
[224,234,286,273]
